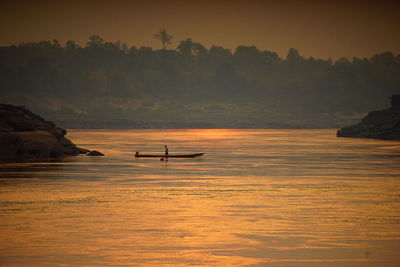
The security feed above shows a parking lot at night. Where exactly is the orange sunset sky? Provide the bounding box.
[0,0,399,59]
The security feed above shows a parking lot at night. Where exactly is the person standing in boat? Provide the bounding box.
[165,145,169,157]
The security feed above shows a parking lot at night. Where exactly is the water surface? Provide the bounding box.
[1,129,400,266]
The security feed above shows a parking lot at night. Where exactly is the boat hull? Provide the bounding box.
[135,153,204,158]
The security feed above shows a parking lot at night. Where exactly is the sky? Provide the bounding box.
[0,0,399,59]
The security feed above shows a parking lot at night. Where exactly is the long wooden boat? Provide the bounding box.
[135,153,204,158]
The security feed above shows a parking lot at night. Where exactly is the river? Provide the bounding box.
[1,129,400,266]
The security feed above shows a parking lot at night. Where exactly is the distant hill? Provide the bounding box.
[1,36,399,128]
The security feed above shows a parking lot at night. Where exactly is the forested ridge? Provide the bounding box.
[1,35,399,128]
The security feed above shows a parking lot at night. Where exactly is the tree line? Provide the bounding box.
[0,34,399,128]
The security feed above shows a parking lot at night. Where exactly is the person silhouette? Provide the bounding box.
[165,145,169,157]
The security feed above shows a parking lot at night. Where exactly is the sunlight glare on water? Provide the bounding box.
[1,129,400,266]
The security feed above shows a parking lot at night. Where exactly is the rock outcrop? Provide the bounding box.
[337,95,400,140]
[87,150,105,156]
[0,104,89,161]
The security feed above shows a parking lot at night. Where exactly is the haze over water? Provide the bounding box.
[1,129,400,266]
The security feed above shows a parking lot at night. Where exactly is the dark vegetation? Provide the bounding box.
[1,34,399,128]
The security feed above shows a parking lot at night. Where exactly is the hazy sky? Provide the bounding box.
[0,0,399,59]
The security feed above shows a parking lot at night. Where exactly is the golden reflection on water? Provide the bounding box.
[1,129,400,266]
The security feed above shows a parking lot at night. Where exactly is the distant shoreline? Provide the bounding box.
[54,120,349,130]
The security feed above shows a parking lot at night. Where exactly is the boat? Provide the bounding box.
[134,153,204,158]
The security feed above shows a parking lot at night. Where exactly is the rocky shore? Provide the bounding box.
[337,95,400,140]
[0,104,96,162]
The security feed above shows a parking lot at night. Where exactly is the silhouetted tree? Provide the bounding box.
[263,50,281,64]
[286,48,302,63]
[86,34,104,48]
[177,39,207,58]
[66,40,80,50]
[234,45,264,69]
[209,46,232,58]
[177,38,194,56]
[154,29,172,49]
